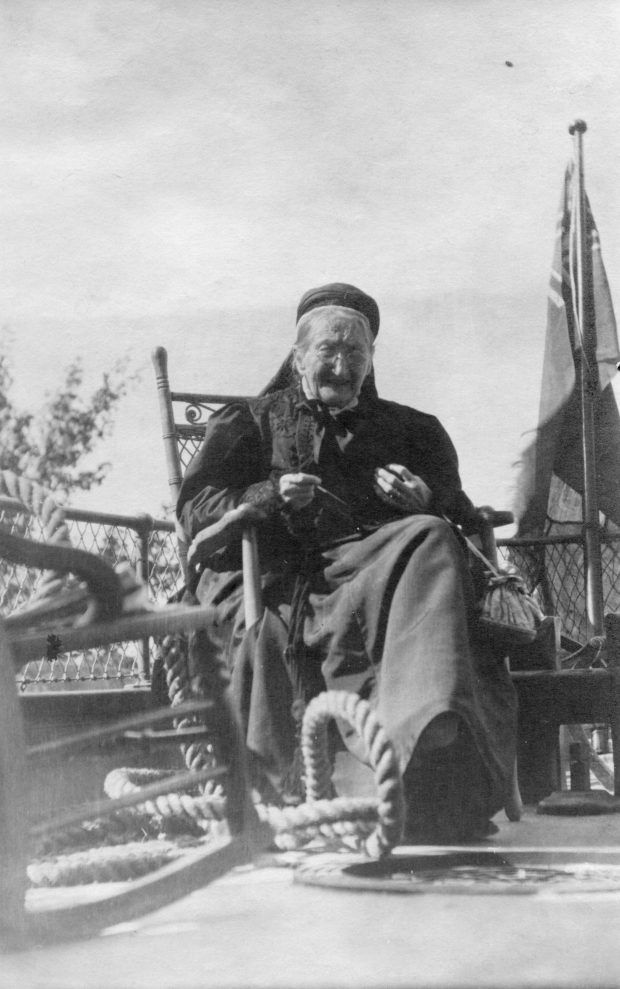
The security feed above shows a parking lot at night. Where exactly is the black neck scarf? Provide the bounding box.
[304,399,361,439]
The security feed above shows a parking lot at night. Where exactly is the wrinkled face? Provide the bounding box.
[293,309,374,408]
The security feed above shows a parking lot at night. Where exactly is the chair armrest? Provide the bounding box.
[475,506,514,529]
[186,504,265,568]
[470,506,514,568]
[186,505,265,628]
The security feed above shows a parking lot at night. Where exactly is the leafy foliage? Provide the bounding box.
[0,346,138,496]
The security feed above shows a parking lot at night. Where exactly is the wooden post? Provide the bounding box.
[569,119,605,636]
[569,741,590,791]
[241,527,263,629]
[603,613,620,796]
[0,628,27,942]
[151,347,189,576]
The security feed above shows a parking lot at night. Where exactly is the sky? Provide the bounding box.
[2,0,620,525]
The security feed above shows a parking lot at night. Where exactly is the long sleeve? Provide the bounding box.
[360,399,476,526]
[405,413,476,525]
[419,420,479,529]
[177,401,280,541]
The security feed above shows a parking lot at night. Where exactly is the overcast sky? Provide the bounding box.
[2,0,620,520]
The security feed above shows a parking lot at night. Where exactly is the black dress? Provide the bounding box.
[177,383,517,837]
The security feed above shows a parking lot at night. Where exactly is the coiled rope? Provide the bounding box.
[301,691,405,858]
[0,471,71,546]
[159,632,225,781]
[0,470,72,601]
[102,690,404,855]
[158,626,404,856]
[0,470,124,626]
[29,690,404,886]
[28,841,182,888]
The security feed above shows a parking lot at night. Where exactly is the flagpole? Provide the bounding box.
[569,118,605,636]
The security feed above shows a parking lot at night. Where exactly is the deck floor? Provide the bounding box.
[5,804,620,989]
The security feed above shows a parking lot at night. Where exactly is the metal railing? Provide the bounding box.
[3,496,620,690]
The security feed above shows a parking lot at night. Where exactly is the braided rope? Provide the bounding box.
[104,767,227,829]
[33,809,165,857]
[257,797,378,851]
[301,691,405,857]
[0,470,73,601]
[102,691,403,857]
[0,471,71,547]
[28,841,181,888]
[28,689,404,884]
[101,777,380,845]
[160,634,222,780]
[160,623,405,851]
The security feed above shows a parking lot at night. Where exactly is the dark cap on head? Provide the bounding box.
[296,283,380,337]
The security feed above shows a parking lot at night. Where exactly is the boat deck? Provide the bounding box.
[6,803,620,989]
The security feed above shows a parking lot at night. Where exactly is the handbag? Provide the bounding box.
[460,530,547,647]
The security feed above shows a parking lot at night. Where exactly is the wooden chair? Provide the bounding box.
[516,633,620,808]
[0,471,271,944]
[152,346,620,812]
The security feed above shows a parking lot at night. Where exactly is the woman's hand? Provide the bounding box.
[374,464,432,513]
[279,472,321,510]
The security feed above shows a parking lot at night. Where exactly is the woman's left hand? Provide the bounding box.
[374,464,432,513]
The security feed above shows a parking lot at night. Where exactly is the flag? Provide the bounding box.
[513,164,620,640]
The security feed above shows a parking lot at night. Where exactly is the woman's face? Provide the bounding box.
[294,316,373,408]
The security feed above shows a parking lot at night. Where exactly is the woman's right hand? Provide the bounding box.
[278,472,321,510]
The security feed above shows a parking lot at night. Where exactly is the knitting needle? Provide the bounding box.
[316,484,351,511]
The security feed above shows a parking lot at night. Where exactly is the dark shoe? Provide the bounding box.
[403,721,496,844]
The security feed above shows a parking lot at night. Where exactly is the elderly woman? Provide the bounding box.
[178,283,517,842]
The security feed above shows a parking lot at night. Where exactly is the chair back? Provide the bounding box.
[151,347,254,576]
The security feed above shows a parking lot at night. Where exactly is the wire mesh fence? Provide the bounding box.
[0,498,182,690]
[3,493,620,690]
[498,532,620,644]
